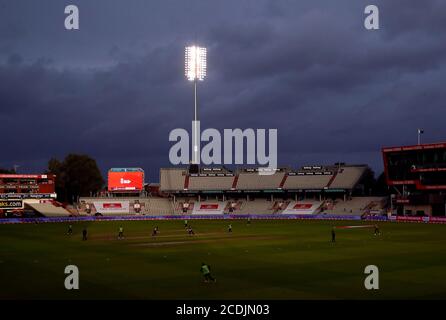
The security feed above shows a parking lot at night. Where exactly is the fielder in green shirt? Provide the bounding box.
[200,263,216,283]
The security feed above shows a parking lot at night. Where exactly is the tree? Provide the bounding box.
[47,154,104,203]
[47,158,66,201]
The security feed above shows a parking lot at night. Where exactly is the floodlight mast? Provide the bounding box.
[185,46,207,164]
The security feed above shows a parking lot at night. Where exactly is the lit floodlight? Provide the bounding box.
[185,45,207,165]
[185,46,207,81]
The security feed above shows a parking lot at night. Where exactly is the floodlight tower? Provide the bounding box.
[185,46,207,164]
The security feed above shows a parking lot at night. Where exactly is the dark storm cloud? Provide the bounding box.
[0,0,445,180]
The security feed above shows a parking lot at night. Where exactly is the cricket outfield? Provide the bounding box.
[1,219,445,299]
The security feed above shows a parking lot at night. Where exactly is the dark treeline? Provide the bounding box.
[46,154,104,204]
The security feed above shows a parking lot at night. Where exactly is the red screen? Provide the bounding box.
[108,172,144,191]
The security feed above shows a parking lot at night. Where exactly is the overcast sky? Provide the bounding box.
[0,0,445,181]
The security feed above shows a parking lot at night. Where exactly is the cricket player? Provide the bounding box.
[228,224,232,233]
[374,225,381,236]
[200,263,216,283]
[331,227,336,243]
[118,226,124,240]
[82,227,88,241]
[67,224,73,235]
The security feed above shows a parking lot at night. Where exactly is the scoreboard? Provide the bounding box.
[108,168,145,192]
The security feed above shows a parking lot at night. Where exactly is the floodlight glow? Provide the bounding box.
[185,46,207,81]
[184,45,207,165]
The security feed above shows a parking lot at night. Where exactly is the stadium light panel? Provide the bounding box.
[185,46,207,81]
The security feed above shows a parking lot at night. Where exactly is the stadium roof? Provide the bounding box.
[382,142,446,153]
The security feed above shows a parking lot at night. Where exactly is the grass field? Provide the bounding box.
[1,219,446,300]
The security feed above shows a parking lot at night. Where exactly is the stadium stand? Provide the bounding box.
[192,201,226,214]
[188,176,234,191]
[160,164,367,192]
[237,199,275,215]
[283,172,332,189]
[91,199,131,216]
[139,198,173,215]
[25,202,71,217]
[329,166,367,189]
[281,200,323,215]
[160,168,186,191]
[236,169,285,190]
[79,197,174,216]
[321,197,386,216]
[270,200,290,213]
[78,196,386,216]
[174,199,195,214]
[224,200,243,214]
[76,164,382,217]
